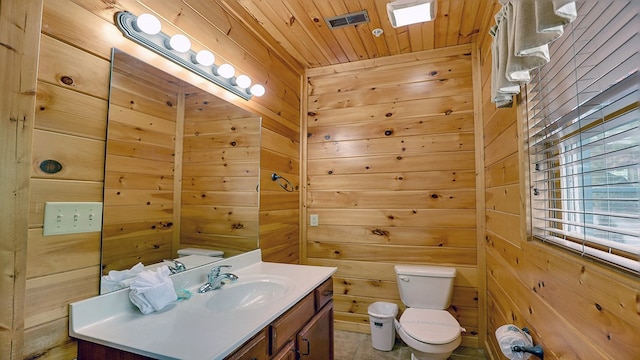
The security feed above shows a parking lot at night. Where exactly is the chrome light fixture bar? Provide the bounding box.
[115,11,265,100]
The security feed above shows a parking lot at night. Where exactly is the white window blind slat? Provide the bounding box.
[526,0,640,273]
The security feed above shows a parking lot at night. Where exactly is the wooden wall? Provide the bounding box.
[1,0,303,358]
[304,44,484,348]
[478,2,640,358]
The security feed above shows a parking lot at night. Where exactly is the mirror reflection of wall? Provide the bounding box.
[101,49,260,276]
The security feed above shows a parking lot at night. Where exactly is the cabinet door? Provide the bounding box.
[296,301,333,360]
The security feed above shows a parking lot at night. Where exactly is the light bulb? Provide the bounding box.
[135,14,161,35]
[217,63,235,79]
[167,34,191,52]
[250,84,266,97]
[194,50,215,66]
[235,75,252,89]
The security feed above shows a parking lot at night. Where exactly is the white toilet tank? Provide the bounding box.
[395,265,456,309]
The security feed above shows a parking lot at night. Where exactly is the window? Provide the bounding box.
[526,0,639,273]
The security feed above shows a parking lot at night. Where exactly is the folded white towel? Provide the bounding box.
[490,8,519,107]
[129,266,177,314]
[489,0,577,106]
[101,262,144,293]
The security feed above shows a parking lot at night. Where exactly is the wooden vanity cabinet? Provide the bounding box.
[77,278,333,360]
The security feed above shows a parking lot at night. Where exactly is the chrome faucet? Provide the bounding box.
[198,265,238,293]
[164,259,187,274]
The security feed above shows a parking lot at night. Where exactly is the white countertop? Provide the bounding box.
[70,250,336,360]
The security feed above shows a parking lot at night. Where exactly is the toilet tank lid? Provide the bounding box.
[177,248,224,257]
[394,265,456,277]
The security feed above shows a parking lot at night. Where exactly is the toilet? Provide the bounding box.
[394,265,465,360]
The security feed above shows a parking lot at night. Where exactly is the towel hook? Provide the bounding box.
[271,173,295,192]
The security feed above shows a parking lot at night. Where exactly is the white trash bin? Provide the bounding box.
[368,302,399,351]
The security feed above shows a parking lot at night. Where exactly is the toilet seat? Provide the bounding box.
[399,308,461,344]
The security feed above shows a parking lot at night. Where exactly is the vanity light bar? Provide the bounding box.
[115,11,265,100]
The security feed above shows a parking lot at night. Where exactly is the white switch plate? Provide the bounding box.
[310,214,319,227]
[43,202,103,236]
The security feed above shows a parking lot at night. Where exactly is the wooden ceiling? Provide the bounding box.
[230,0,499,68]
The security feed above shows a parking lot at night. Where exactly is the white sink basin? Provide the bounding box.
[205,274,294,312]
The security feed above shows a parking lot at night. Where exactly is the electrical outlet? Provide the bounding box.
[310,214,319,227]
[43,202,103,236]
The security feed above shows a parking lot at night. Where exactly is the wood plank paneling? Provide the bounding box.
[24,267,99,329]
[308,171,476,191]
[32,130,106,181]
[35,81,108,140]
[0,1,43,357]
[307,114,475,143]
[304,46,480,346]
[26,230,101,279]
[234,0,495,69]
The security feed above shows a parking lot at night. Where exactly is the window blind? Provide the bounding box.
[526,0,639,273]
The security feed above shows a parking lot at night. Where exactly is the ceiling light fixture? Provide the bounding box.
[387,0,437,28]
[114,11,265,100]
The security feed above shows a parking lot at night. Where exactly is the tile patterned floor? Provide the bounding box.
[334,330,487,360]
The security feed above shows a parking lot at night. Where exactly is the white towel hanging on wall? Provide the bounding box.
[490,0,577,107]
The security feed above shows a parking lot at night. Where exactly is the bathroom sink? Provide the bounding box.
[205,274,294,312]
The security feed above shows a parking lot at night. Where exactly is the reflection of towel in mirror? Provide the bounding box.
[101,262,144,293]
[129,266,178,314]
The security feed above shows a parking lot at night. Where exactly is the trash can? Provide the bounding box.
[368,302,398,351]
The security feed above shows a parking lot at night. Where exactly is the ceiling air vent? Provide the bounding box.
[326,10,370,29]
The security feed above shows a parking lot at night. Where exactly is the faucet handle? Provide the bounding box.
[164,259,187,274]
[209,264,232,278]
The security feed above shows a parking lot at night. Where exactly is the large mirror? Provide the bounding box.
[101,49,260,287]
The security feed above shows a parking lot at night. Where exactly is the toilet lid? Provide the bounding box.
[399,308,461,345]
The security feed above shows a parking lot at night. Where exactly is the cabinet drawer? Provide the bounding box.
[225,329,267,360]
[269,292,315,355]
[314,278,333,311]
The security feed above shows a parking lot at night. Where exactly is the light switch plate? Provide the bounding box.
[43,202,103,236]
[310,214,319,227]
